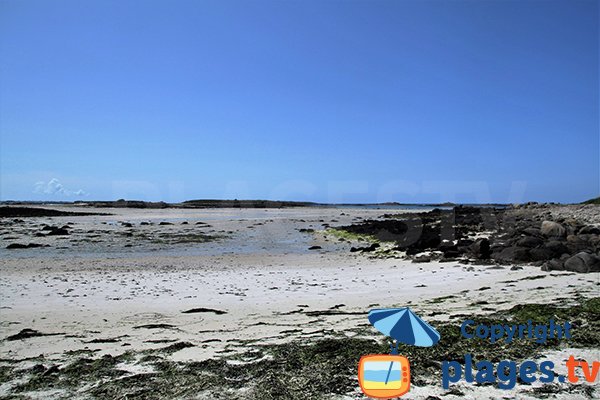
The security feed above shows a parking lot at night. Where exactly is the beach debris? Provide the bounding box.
[5,328,64,341]
[350,243,380,253]
[145,339,177,343]
[42,365,61,376]
[46,226,70,235]
[84,337,124,343]
[181,307,227,315]
[304,309,363,317]
[6,243,48,249]
[133,323,178,330]
[154,341,194,354]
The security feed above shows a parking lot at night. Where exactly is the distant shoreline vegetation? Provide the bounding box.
[0,199,508,209]
[582,196,600,205]
[0,196,597,210]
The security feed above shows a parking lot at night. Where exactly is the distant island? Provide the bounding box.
[2,197,597,218]
[2,197,598,209]
[0,199,510,209]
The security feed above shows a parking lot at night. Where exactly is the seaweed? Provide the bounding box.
[5,298,599,399]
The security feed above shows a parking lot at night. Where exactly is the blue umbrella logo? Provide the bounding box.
[367,307,440,385]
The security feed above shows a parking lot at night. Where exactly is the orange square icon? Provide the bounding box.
[358,354,410,399]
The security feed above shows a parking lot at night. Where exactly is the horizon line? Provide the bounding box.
[0,198,594,207]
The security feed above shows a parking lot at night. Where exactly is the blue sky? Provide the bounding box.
[1,0,598,204]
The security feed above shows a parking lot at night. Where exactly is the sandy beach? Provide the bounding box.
[1,204,598,399]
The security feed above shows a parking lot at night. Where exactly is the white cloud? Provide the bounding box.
[34,178,88,197]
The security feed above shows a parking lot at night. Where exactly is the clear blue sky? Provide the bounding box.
[1,0,598,204]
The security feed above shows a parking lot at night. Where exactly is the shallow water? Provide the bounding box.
[0,206,431,259]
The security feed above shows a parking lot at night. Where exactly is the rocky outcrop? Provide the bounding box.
[335,205,600,273]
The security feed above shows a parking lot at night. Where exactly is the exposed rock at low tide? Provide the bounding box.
[563,252,600,273]
[334,204,600,273]
[350,243,380,253]
[46,226,70,236]
[6,243,48,249]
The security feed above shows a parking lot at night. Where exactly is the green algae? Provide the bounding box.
[323,228,378,243]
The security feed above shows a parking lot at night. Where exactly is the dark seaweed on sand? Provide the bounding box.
[0,207,109,218]
[5,298,598,399]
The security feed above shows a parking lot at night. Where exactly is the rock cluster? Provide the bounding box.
[497,218,600,273]
[39,225,70,236]
[335,206,600,273]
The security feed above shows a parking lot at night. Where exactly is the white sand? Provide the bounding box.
[1,252,596,360]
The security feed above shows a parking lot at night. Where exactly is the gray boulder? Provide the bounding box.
[542,258,565,271]
[541,221,566,238]
[529,248,554,261]
[544,240,569,258]
[579,225,600,235]
[469,238,491,259]
[517,236,544,248]
[566,234,593,253]
[494,246,530,263]
[564,252,600,273]
[522,227,542,237]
